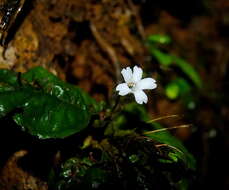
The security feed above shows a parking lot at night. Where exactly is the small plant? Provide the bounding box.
[147,34,202,109]
[0,66,195,189]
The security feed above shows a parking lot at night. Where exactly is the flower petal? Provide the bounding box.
[121,67,132,83]
[133,90,148,104]
[116,83,131,96]
[137,78,157,90]
[132,66,143,82]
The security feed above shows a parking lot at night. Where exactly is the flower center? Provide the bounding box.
[127,82,136,89]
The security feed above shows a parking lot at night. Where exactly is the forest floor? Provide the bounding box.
[0,0,229,189]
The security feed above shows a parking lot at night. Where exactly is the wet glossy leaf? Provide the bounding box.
[0,69,19,86]
[0,89,31,117]
[21,66,102,113]
[0,67,100,139]
[13,92,90,139]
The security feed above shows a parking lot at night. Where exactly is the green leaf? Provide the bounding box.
[13,92,90,139]
[0,88,90,139]
[22,66,102,113]
[124,102,149,122]
[0,89,31,117]
[165,78,191,100]
[83,168,108,187]
[173,56,202,88]
[109,103,195,169]
[0,67,100,139]
[147,34,172,44]
[128,154,140,163]
[149,48,202,88]
[105,103,148,136]
[147,33,202,88]
[61,157,93,178]
[145,122,196,170]
[0,69,19,86]
[165,82,180,100]
[176,178,189,190]
[168,152,179,162]
[150,49,173,66]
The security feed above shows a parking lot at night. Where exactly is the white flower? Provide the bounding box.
[116,66,157,104]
